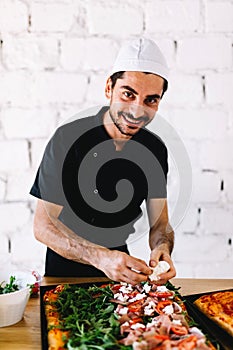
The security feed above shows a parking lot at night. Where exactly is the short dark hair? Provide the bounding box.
[110,71,168,98]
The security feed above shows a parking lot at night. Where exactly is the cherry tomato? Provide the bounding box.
[155,300,172,314]
[111,284,122,291]
[129,317,143,324]
[128,299,145,312]
[149,291,173,298]
[178,335,197,350]
[99,283,111,288]
[171,325,188,336]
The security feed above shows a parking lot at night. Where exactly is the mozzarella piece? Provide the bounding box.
[149,261,170,281]
[114,292,129,302]
[131,323,145,330]
[142,282,151,293]
[130,293,146,302]
[162,304,174,315]
[118,307,128,315]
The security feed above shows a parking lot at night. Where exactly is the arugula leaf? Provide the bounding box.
[0,276,19,294]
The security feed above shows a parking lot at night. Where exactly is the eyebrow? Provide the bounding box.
[120,85,161,100]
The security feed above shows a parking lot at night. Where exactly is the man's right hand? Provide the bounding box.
[95,249,152,285]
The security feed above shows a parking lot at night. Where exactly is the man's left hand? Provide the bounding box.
[149,246,176,284]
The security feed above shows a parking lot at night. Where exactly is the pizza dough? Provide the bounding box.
[149,261,170,281]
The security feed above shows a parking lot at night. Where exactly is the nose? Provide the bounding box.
[128,103,145,119]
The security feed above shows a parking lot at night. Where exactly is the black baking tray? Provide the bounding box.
[184,289,233,350]
[40,283,226,350]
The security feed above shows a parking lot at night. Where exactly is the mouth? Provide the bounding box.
[121,113,146,127]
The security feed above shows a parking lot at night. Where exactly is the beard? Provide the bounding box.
[109,108,150,137]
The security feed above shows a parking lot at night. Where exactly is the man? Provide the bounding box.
[30,38,176,285]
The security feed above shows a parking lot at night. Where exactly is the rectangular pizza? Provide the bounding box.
[193,290,233,337]
[42,281,218,350]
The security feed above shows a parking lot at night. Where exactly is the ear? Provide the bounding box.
[105,77,112,100]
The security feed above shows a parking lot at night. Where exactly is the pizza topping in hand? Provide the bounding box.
[149,261,170,281]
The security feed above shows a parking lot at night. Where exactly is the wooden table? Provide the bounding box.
[0,278,232,350]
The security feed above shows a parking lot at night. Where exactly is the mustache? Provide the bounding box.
[118,111,149,123]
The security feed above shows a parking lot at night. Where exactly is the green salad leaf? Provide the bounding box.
[0,276,19,294]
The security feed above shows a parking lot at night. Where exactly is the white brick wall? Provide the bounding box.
[0,0,232,278]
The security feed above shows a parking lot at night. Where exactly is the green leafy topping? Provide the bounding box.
[0,276,19,294]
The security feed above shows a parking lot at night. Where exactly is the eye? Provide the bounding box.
[145,97,159,105]
[123,91,134,99]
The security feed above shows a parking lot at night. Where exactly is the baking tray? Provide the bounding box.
[184,289,233,350]
[40,282,224,350]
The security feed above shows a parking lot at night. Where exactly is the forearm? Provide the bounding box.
[34,208,108,267]
[149,223,174,254]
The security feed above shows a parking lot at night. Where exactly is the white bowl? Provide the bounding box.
[0,286,30,327]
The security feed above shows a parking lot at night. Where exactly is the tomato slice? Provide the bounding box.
[149,291,173,298]
[129,317,143,324]
[178,335,197,350]
[128,299,146,312]
[111,284,122,291]
[170,325,188,336]
[155,300,173,314]
[154,335,169,340]
[99,283,111,288]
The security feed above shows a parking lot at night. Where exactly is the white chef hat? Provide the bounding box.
[109,38,169,82]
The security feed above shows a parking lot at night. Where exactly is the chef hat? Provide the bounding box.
[109,38,169,82]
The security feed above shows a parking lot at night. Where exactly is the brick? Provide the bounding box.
[87,3,143,35]
[6,169,37,202]
[173,233,227,262]
[0,0,28,33]
[0,177,6,200]
[10,226,46,273]
[194,261,233,278]
[34,72,87,105]
[30,139,48,170]
[87,74,108,104]
[170,108,228,140]
[0,252,12,281]
[31,3,74,32]
[1,107,57,139]
[192,170,221,203]
[0,140,30,172]
[175,206,198,233]
[223,171,233,203]
[177,37,232,70]
[0,71,35,106]
[172,261,195,278]
[206,72,233,108]
[206,1,233,32]
[200,207,233,235]
[164,73,203,107]
[199,139,233,171]
[60,38,118,71]
[0,203,31,233]
[145,1,200,33]
[2,35,59,70]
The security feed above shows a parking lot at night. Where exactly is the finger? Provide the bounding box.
[121,270,148,285]
[127,257,152,276]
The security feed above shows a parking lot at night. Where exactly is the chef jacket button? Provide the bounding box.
[93,152,97,157]
[94,189,98,194]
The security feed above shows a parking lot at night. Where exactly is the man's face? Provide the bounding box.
[105,71,164,138]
